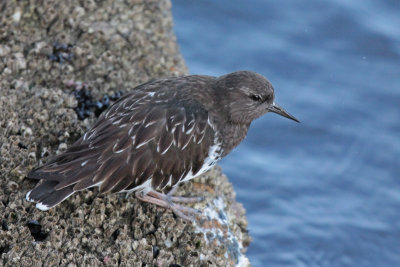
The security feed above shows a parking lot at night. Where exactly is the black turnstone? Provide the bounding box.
[26,71,299,220]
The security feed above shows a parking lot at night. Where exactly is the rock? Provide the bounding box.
[0,0,250,266]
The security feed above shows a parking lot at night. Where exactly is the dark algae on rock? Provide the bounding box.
[48,42,74,64]
[67,80,124,120]
[0,0,250,266]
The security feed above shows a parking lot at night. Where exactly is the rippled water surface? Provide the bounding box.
[172,0,400,266]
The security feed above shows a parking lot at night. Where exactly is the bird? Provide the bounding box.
[25,71,299,220]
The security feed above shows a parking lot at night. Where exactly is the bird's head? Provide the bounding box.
[215,71,299,124]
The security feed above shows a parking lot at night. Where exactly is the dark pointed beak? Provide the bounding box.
[268,103,300,123]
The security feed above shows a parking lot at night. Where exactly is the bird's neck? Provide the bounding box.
[218,122,250,157]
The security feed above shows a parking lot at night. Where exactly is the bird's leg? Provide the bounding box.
[166,187,204,203]
[135,189,204,221]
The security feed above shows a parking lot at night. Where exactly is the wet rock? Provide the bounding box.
[0,0,250,266]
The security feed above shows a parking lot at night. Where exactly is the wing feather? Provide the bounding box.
[27,89,217,201]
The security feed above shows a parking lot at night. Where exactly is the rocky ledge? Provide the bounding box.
[0,0,250,266]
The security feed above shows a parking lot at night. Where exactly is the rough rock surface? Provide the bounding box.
[0,0,250,266]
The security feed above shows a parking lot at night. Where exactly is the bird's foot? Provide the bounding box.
[135,188,204,221]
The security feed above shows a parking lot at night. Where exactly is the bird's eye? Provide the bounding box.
[250,94,263,102]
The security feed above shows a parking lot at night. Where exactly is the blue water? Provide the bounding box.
[171,1,400,266]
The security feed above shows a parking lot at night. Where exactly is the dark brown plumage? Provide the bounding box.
[26,71,299,218]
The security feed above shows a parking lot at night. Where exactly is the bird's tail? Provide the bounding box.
[25,181,75,210]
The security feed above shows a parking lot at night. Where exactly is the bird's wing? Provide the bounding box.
[28,89,217,196]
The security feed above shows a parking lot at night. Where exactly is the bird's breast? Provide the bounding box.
[218,123,249,157]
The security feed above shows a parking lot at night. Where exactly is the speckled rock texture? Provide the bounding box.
[0,0,250,266]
